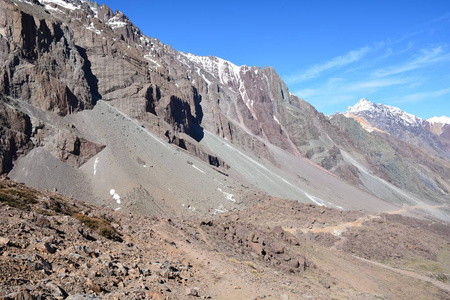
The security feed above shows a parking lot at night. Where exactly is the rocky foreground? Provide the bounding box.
[0,178,449,299]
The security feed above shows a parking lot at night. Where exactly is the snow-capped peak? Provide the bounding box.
[345,98,424,127]
[428,116,450,124]
[346,98,376,113]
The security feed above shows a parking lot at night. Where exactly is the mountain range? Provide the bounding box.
[0,0,449,298]
[1,0,448,220]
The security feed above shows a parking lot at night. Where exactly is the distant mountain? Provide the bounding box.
[346,98,425,131]
[344,98,450,159]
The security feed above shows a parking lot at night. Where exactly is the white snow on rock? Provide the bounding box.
[217,188,235,202]
[181,53,242,87]
[304,192,325,207]
[180,52,260,121]
[273,115,280,125]
[93,157,99,175]
[106,15,127,29]
[109,189,121,204]
[42,4,63,13]
[213,204,228,214]
[428,116,450,124]
[86,23,101,35]
[192,165,205,174]
[40,0,78,10]
[144,54,161,69]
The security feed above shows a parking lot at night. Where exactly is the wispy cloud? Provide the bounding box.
[392,88,450,104]
[371,45,450,77]
[286,46,371,83]
[347,77,413,91]
[295,77,412,101]
[393,13,450,44]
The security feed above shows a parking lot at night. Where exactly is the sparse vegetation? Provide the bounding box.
[228,257,240,264]
[73,213,121,241]
[0,187,38,210]
[244,261,257,269]
[0,180,121,241]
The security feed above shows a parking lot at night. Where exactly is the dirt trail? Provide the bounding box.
[352,255,450,293]
[151,221,267,299]
[386,204,449,216]
[286,215,380,237]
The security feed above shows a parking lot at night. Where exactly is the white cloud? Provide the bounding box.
[371,45,449,78]
[286,46,371,83]
[347,77,412,91]
[392,88,450,104]
[295,77,412,100]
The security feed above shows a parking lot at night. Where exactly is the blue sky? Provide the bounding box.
[101,0,450,119]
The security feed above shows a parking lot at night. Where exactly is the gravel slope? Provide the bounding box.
[11,100,446,222]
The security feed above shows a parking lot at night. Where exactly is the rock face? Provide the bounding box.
[0,0,448,217]
[0,97,33,173]
[0,0,95,115]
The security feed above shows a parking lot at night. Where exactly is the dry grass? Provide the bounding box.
[0,179,121,241]
[0,187,38,210]
[244,261,257,269]
[73,213,121,241]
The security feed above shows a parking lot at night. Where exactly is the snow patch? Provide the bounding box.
[109,189,121,204]
[273,115,280,125]
[43,4,63,13]
[304,192,325,207]
[106,15,127,29]
[217,188,235,202]
[144,54,161,68]
[93,157,99,175]
[181,52,242,87]
[213,204,228,214]
[192,165,205,174]
[86,23,101,35]
[40,0,78,10]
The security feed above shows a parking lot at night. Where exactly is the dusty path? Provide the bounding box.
[303,215,380,235]
[386,204,450,216]
[353,255,450,293]
[283,215,380,237]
